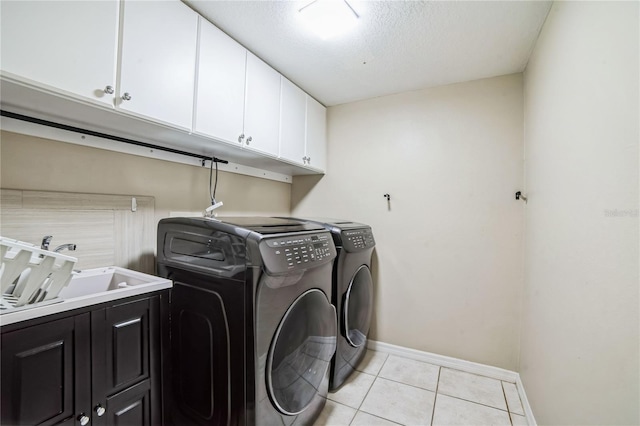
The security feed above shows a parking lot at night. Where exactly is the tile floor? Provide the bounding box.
[314,350,527,426]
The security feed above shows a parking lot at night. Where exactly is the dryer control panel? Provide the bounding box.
[341,228,376,252]
[261,232,337,273]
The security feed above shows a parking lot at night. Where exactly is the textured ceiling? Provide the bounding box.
[184,1,552,106]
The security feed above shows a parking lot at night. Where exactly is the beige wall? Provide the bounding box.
[0,130,291,222]
[520,2,639,425]
[292,74,525,370]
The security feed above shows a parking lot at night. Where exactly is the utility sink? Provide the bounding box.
[0,267,172,326]
[59,267,168,299]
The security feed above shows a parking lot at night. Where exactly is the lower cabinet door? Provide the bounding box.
[92,296,161,425]
[92,298,151,398]
[0,315,91,426]
[105,380,152,426]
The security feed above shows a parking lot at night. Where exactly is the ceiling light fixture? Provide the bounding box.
[298,0,359,40]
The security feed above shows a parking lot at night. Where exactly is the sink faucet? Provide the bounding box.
[54,243,77,253]
[40,236,77,253]
[41,235,53,250]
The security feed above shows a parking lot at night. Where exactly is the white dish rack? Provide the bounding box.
[0,236,77,314]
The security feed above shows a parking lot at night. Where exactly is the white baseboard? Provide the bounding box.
[367,340,518,382]
[366,340,536,425]
[516,375,537,426]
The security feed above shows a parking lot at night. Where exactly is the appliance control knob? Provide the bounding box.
[104,85,114,94]
[77,414,90,425]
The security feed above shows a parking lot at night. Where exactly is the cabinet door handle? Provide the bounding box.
[238,133,244,143]
[307,156,311,164]
[122,92,132,101]
[104,85,114,94]
[94,404,106,417]
[77,414,90,425]
[246,136,252,146]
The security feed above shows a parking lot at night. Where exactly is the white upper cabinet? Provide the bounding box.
[194,24,280,157]
[243,52,281,156]
[118,0,198,130]
[194,17,246,145]
[279,77,307,165]
[279,80,327,171]
[305,96,327,171]
[0,0,119,107]
[1,0,326,175]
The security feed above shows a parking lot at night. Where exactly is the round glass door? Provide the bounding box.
[344,265,373,347]
[267,289,337,415]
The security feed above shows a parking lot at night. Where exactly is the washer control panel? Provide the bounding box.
[342,228,375,252]
[261,232,336,273]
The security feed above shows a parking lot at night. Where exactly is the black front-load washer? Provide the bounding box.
[157,217,338,425]
[284,218,375,390]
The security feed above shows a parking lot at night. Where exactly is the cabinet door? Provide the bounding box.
[104,380,152,426]
[91,297,161,426]
[305,96,327,171]
[92,298,151,397]
[243,52,281,156]
[194,17,247,146]
[119,0,198,130]
[1,315,91,426]
[0,0,118,106]
[279,77,307,166]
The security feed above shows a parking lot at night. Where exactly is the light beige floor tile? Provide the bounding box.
[511,414,528,425]
[432,394,511,426]
[327,371,376,409]
[378,355,440,391]
[502,382,524,415]
[438,368,507,410]
[360,377,435,425]
[350,411,401,426]
[354,350,389,375]
[313,400,357,426]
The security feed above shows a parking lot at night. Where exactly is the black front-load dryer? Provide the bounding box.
[284,218,375,390]
[157,217,337,425]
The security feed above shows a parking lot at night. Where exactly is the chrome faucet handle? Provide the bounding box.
[41,235,53,250]
[53,243,77,253]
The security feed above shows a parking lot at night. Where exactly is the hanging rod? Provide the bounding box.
[0,110,228,164]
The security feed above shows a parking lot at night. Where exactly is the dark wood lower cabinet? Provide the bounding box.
[1,314,90,426]
[105,380,152,426]
[1,292,168,426]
